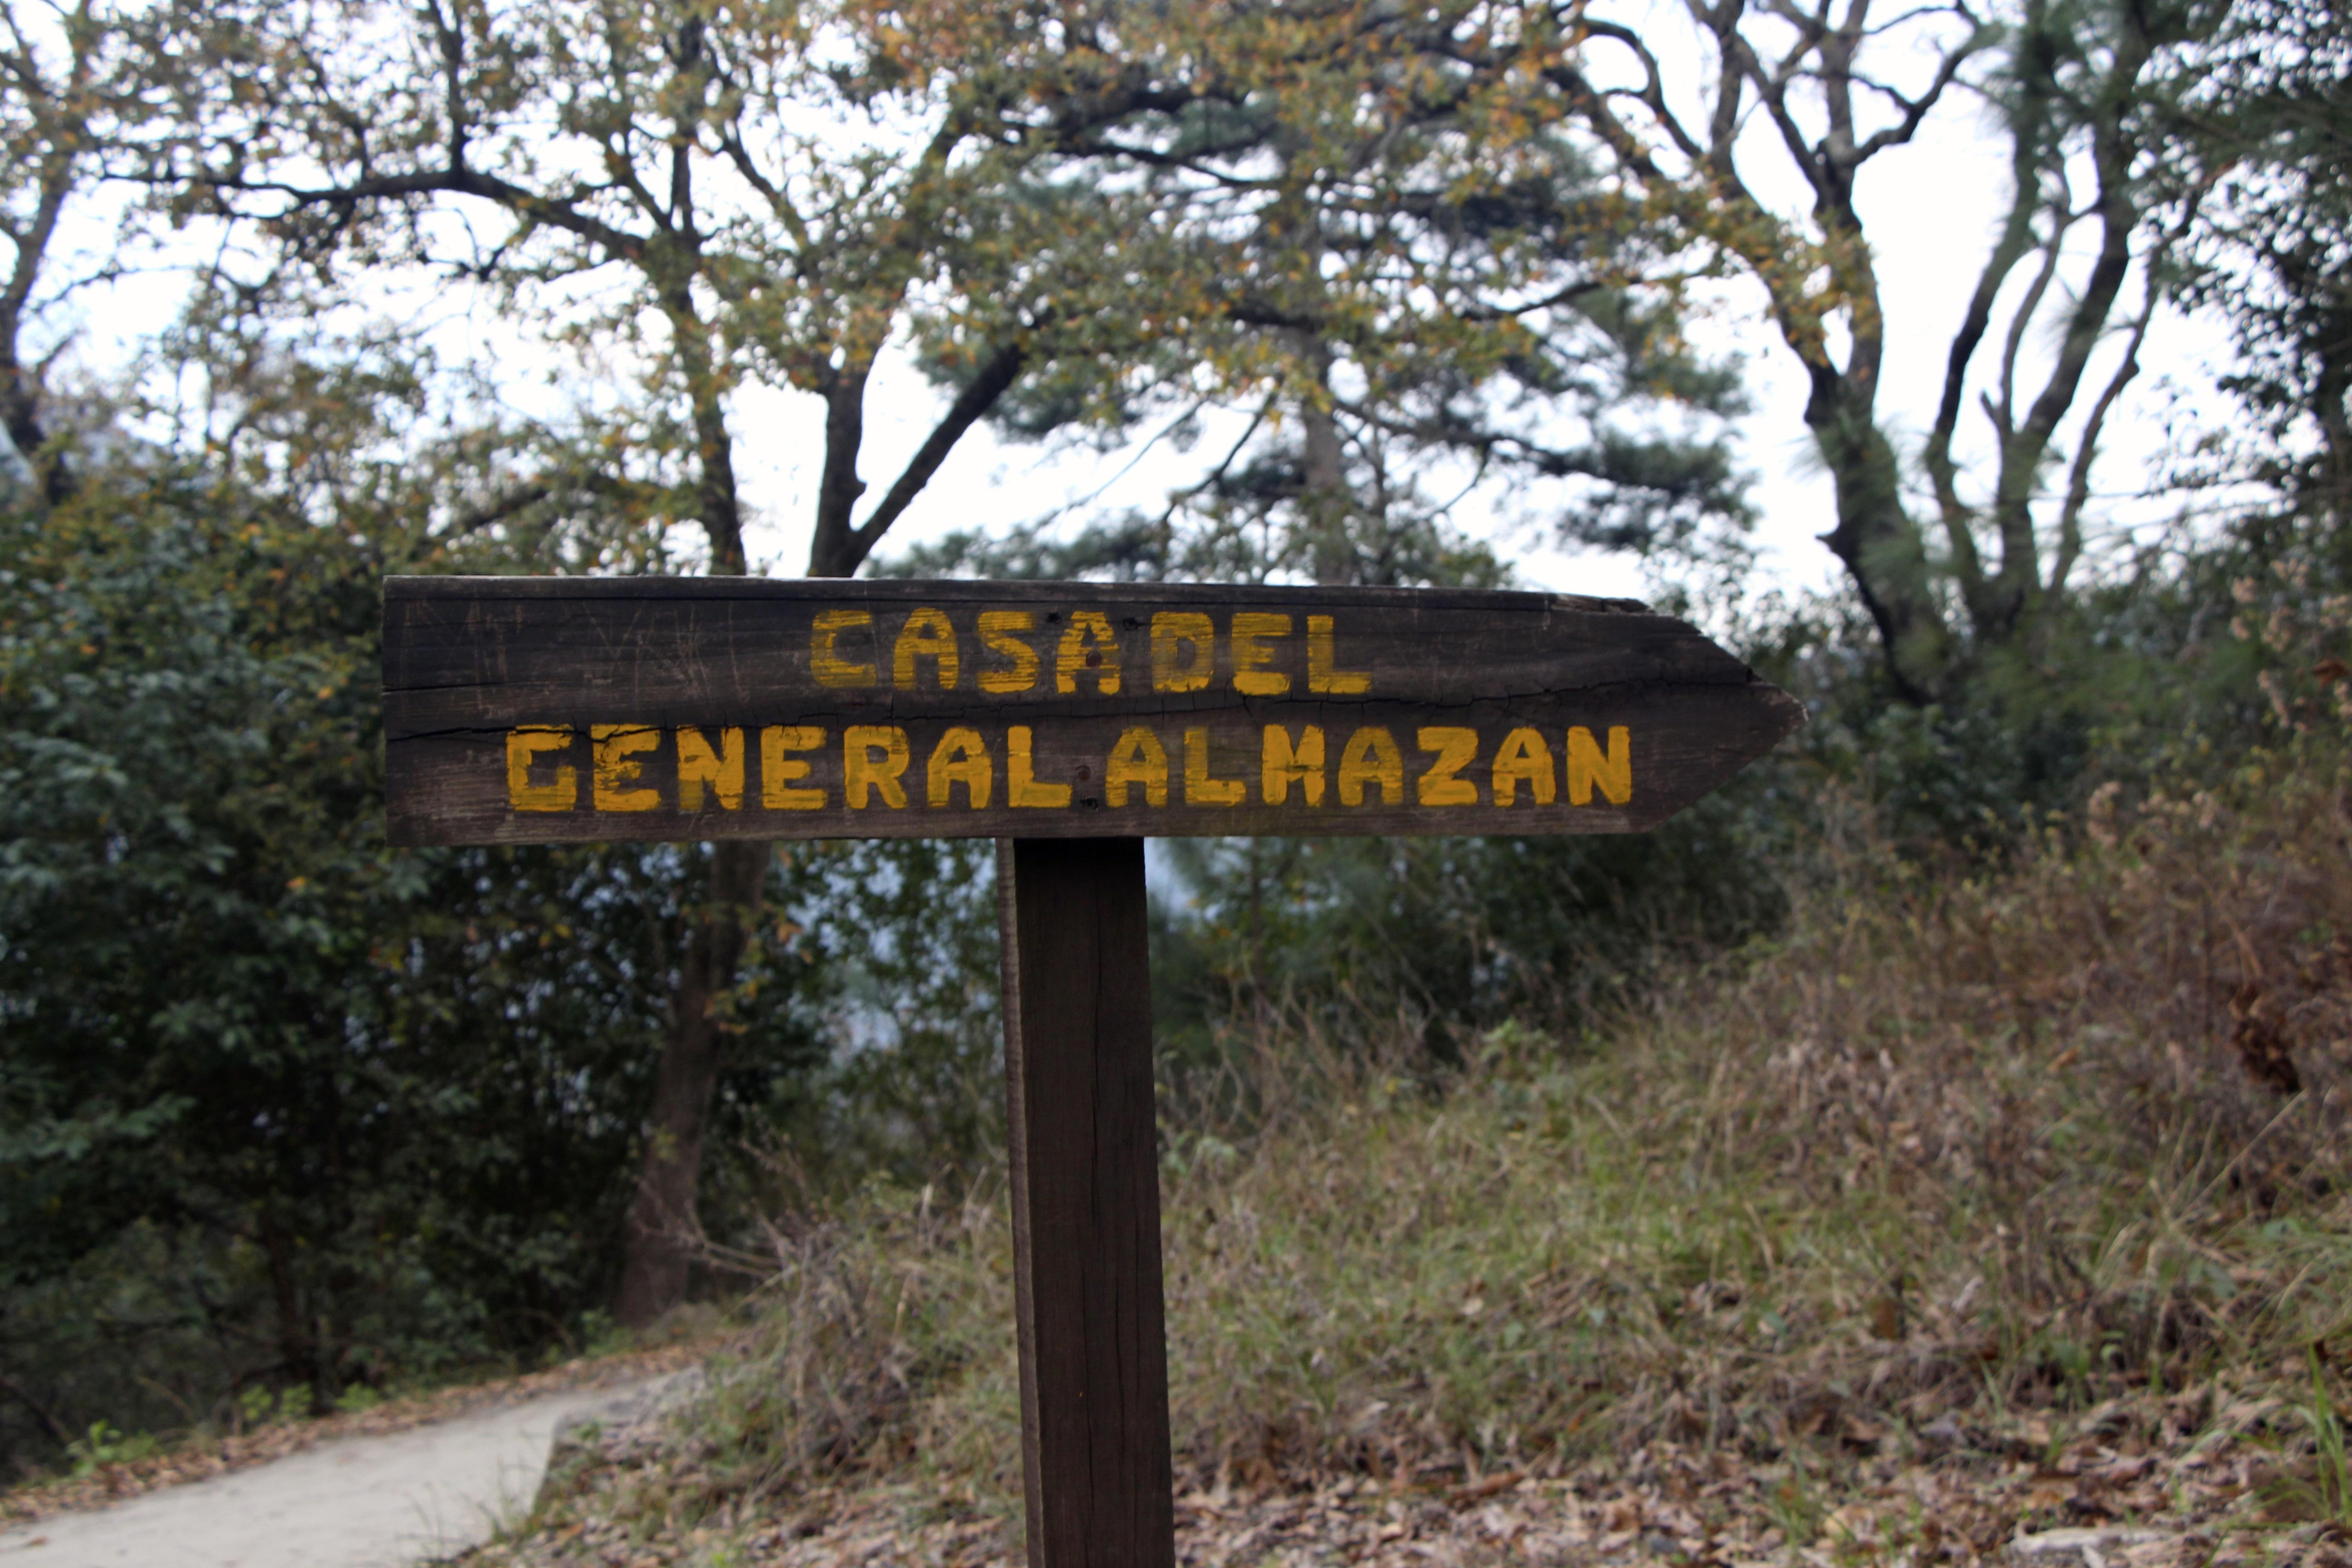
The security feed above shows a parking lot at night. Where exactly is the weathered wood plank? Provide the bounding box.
[383,577,1803,845]
[998,837,1173,1568]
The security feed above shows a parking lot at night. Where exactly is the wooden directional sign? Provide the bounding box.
[382,573,1801,1568]
[382,577,1802,845]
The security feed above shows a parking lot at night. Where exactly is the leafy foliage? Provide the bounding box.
[925,0,1754,588]
[1149,793,1790,1090]
[0,356,847,1468]
[2168,0,2352,550]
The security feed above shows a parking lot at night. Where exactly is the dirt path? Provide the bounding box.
[0,1377,667,1568]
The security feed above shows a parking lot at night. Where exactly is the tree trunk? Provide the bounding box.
[1813,392,1951,705]
[612,333,884,1327]
[256,1208,318,1401]
[612,837,772,1327]
[612,292,769,1328]
[610,292,1016,1326]
[806,368,877,580]
[1295,334,1353,586]
[2313,312,2352,535]
[0,154,74,509]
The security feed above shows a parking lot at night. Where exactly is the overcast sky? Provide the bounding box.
[49,10,2236,614]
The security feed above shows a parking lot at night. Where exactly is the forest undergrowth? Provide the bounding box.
[480,739,2352,1565]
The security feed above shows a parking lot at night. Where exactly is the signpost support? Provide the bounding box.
[382,575,1805,1567]
[995,837,1175,1568]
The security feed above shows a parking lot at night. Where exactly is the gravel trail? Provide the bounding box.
[0,1378,662,1568]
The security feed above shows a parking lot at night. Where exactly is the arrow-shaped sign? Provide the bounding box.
[383,576,1803,846]
[381,571,1807,1568]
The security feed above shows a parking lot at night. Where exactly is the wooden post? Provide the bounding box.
[995,837,1176,1568]
[384,577,1803,1565]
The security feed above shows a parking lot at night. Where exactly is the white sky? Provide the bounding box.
[45,15,2237,614]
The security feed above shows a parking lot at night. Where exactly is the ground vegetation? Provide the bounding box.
[461,719,2352,1564]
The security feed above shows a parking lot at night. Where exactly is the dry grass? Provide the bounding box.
[488,740,2352,1562]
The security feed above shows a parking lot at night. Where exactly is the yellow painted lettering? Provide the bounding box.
[977,610,1040,693]
[893,607,960,690]
[1306,615,1369,694]
[926,727,993,808]
[676,725,745,811]
[811,609,876,687]
[1230,612,1291,696]
[1105,726,1169,807]
[1184,727,1245,806]
[760,726,826,809]
[1054,611,1122,694]
[591,723,661,812]
[1261,725,1326,806]
[1150,612,1214,693]
[506,725,577,812]
[1566,725,1632,805]
[1415,727,1480,806]
[1490,727,1556,808]
[1337,726,1403,805]
[1007,726,1071,807]
[843,725,911,809]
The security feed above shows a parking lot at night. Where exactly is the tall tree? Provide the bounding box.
[2170,0,2351,542]
[0,291,713,1438]
[0,0,140,504]
[143,0,1102,1323]
[1541,0,2219,700]
[911,0,1749,590]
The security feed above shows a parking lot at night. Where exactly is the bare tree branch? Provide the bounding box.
[841,335,1032,570]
